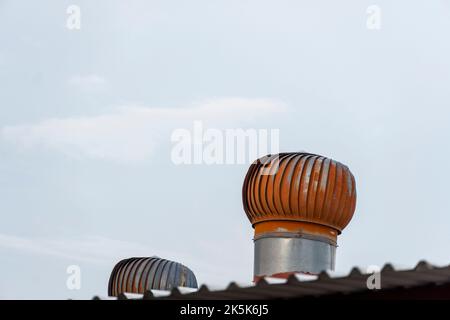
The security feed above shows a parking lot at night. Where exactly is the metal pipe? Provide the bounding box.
[254,233,336,280]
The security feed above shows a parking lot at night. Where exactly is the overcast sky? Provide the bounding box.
[1,0,450,299]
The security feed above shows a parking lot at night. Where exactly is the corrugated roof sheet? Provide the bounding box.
[93,260,450,300]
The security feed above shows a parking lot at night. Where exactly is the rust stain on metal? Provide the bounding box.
[254,220,338,243]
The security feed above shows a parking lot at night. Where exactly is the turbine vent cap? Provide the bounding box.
[242,152,357,234]
[108,257,198,297]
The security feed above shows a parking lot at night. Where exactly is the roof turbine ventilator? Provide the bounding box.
[242,152,357,281]
[108,257,198,296]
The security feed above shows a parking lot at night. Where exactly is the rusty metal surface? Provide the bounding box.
[97,261,450,300]
[242,152,357,233]
[108,257,198,296]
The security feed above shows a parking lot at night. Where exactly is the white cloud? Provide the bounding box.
[1,98,287,163]
[0,232,199,268]
[0,233,148,265]
[67,74,107,90]
[0,232,251,289]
